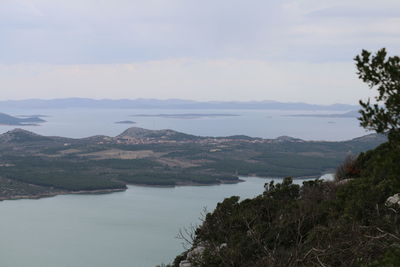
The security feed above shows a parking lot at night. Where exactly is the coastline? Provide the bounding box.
[0,174,332,202]
[0,179,244,201]
[128,178,245,188]
[0,188,126,202]
[0,123,40,126]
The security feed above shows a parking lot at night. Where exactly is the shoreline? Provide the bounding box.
[0,123,40,126]
[0,175,331,202]
[0,179,243,201]
[0,188,126,202]
[128,178,245,188]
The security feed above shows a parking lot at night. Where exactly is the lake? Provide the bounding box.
[0,177,324,267]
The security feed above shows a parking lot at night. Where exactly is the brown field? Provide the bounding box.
[80,149,160,160]
[156,157,199,168]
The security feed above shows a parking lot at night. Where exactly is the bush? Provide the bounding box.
[335,154,360,181]
[172,142,400,266]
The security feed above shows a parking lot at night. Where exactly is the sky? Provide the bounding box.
[1,0,399,104]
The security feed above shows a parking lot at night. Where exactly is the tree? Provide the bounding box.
[354,48,400,141]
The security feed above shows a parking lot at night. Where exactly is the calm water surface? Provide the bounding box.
[0,107,352,266]
[0,108,368,141]
[0,177,319,267]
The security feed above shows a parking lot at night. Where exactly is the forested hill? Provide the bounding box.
[170,139,400,266]
[167,48,400,266]
[0,127,386,200]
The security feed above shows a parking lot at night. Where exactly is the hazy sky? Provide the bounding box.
[1,0,399,104]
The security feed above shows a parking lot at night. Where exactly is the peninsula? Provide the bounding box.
[0,127,386,200]
[0,113,46,126]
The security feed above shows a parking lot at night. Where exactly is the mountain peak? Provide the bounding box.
[0,128,50,143]
[275,136,304,142]
[117,127,198,141]
[350,133,387,143]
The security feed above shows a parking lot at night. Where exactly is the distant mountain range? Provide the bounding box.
[287,110,359,118]
[0,98,357,111]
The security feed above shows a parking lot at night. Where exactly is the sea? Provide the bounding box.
[0,108,361,266]
[0,108,367,140]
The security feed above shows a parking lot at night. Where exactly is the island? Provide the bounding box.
[287,110,359,118]
[131,113,239,119]
[0,112,46,126]
[115,120,136,124]
[0,127,386,200]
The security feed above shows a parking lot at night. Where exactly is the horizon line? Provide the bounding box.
[0,97,358,107]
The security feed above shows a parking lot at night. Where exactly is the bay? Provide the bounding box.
[0,177,319,267]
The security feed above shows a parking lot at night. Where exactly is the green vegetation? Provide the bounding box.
[355,48,400,141]
[170,139,400,266]
[0,128,385,199]
[0,177,60,200]
[0,157,126,191]
[169,49,400,266]
[119,171,236,186]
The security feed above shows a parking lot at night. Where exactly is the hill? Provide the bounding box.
[117,127,199,141]
[169,139,400,266]
[0,127,386,200]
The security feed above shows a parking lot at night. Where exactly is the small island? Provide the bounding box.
[115,120,136,124]
[286,110,358,118]
[131,113,239,119]
[18,114,50,118]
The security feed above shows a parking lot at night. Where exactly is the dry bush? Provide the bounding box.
[335,154,360,181]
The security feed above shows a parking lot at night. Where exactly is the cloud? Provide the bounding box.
[307,5,400,18]
[0,0,398,103]
[0,0,280,63]
[0,0,398,64]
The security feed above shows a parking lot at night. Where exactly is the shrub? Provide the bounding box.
[335,154,360,181]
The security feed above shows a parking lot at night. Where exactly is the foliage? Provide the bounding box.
[172,49,400,265]
[171,136,400,266]
[355,48,400,141]
[0,132,384,197]
[334,154,360,181]
[367,247,400,267]
[0,157,126,191]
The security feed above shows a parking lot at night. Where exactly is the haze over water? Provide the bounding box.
[0,108,367,141]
